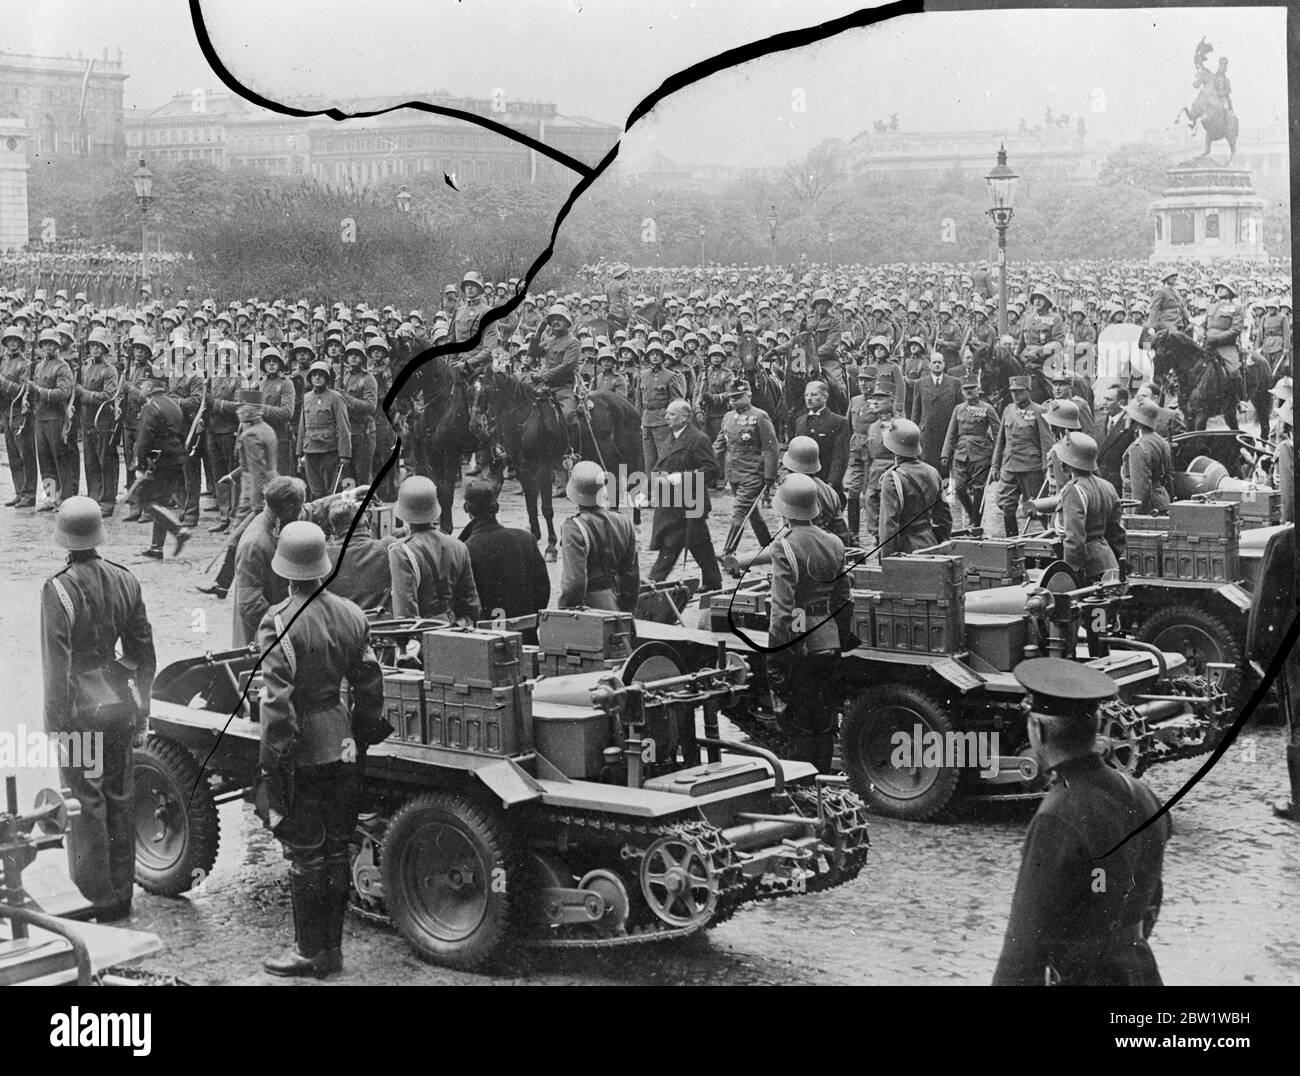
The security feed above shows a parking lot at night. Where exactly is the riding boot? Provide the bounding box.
[322,856,351,971]
[263,867,336,978]
[720,524,743,558]
[1273,745,1300,821]
[846,495,861,545]
[1003,511,1019,538]
[751,514,773,551]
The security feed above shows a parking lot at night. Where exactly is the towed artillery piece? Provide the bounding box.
[636,537,1235,822]
[131,610,868,970]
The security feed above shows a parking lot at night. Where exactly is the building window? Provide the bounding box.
[1204,212,1219,239]
[1171,210,1195,245]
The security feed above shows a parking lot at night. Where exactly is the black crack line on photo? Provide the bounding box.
[724,463,989,654]
[179,0,933,801]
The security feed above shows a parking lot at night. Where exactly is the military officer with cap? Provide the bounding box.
[877,417,952,557]
[842,364,879,541]
[388,475,481,623]
[991,374,1052,538]
[41,497,157,921]
[297,360,352,499]
[1121,399,1173,515]
[714,379,779,560]
[1052,432,1125,582]
[605,263,631,332]
[558,460,640,611]
[994,658,1169,986]
[765,472,854,771]
[942,375,996,529]
[133,363,193,559]
[257,520,385,978]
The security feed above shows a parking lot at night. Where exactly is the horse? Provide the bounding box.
[737,333,788,437]
[563,386,645,521]
[403,351,476,533]
[1150,329,1272,437]
[778,331,848,436]
[1177,70,1239,161]
[980,343,1026,412]
[474,368,569,560]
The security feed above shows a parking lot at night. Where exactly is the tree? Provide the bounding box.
[1097,142,1171,194]
[781,140,847,205]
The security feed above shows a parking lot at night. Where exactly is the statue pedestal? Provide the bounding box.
[0,121,29,252]
[1149,160,1266,263]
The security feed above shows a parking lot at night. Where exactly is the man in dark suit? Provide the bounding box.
[325,501,395,615]
[459,479,550,643]
[793,380,848,495]
[647,399,722,591]
[1094,384,1133,493]
[910,351,962,474]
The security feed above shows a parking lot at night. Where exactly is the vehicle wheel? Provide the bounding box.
[1136,604,1243,700]
[133,734,220,896]
[841,684,961,821]
[1097,701,1146,778]
[381,791,515,970]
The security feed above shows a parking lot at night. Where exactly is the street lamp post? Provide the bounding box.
[698,224,706,266]
[984,144,1019,337]
[767,205,778,260]
[131,157,154,284]
[396,184,412,215]
[827,229,836,268]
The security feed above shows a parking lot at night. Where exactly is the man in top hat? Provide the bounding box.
[388,475,481,623]
[990,374,1053,538]
[41,497,157,921]
[714,379,779,560]
[1051,432,1125,582]
[1121,399,1173,515]
[942,375,997,530]
[877,417,951,558]
[557,460,640,611]
[765,472,854,771]
[646,399,722,592]
[297,360,352,500]
[1145,267,1189,338]
[993,657,1170,986]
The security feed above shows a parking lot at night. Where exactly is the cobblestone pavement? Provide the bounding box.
[2,450,1296,986]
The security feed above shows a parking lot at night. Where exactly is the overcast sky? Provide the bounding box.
[3,2,1288,167]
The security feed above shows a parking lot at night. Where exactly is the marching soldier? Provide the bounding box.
[388,475,481,623]
[256,520,385,978]
[297,360,352,500]
[993,658,1169,986]
[766,473,854,771]
[133,363,192,559]
[557,461,640,611]
[203,339,243,533]
[877,417,952,557]
[75,327,119,517]
[1,325,37,507]
[942,376,996,530]
[1052,432,1125,582]
[338,342,378,487]
[32,328,76,508]
[990,374,1052,538]
[638,340,688,474]
[41,497,157,921]
[1121,398,1173,515]
[714,380,779,560]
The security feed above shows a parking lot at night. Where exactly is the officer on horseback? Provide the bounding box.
[1204,278,1245,402]
[1145,268,1189,337]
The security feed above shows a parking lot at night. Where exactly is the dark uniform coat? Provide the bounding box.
[877,457,952,557]
[558,505,640,611]
[1121,432,1173,515]
[713,406,779,485]
[388,527,481,622]
[648,424,718,549]
[793,407,849,490]
[1056,473,1125,580]
[326,533,396,614]
[460,517,552,623]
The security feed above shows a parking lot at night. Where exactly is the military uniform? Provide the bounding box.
[169,371,205,527]
[806,311,845,395]
[842,394,876,540]
[32,351,76,503]
[877,456,952,557]
[75,351,120,512]
[1018,311,1066,366]
[558,505,640,611]
[1056,473,1125,581]
[338,366,378,486]
[236,416,279,520]
[766,521,853,770]
[991,399,1052,537]
[260,371,297,475]
[1203,298,1244,377]
[204,373,242,525]
[1144,285,1189,334]
[134,387,187,551]
[713,404,779,550]
[1121,432,1173,515]
[532,331,581,420]
[41,549,156,911]
[942,397,996,528]
[453,295,500,375]
[298,387,352,499]
[638,366,688,473]
[0,349,37,503]
[594,368,629,399]
[387,526,481,622]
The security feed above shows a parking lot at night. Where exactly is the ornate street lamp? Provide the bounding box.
[132,157,154,282]
[698,224,706,266]
[396,184,412,214]
[767,204,778,256]
[985,144,1019,336]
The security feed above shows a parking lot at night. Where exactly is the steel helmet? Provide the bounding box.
[811,288,832,306]
[566,460,609,507]
[461,271,485,293]
[1069,299,1087,316]
[773,473,819,521]
[882,418,922,457]
[260,347,285,371]
[86,327,111,349]
[1,326,24,345]
[271,521,332,582]
[54,496,106,551]
[868,335,890,351]
[1269,376,1292,403]
[546,303,573,325]
[306,360,335,383]
[290,338,316,357]
[396,475,440,523]
[1124,398,1160,429]
[1057,432,1099,472]
[1043,399,1082,430]
[781,435,822,475]
[1161,267,1179,282]
[38,328,61,346]
[1213,278,1238,298]
[365,335,390,354]
[707,344,725,359]
[131,335,155,357]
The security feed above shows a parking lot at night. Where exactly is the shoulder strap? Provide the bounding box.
[49,578,75,621]
[889,467,906,505]
[272,612,297,680]
[398,538,422,589]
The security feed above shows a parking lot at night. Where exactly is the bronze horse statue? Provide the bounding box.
[1177,67,1238,161]
[1150,329,1271,438]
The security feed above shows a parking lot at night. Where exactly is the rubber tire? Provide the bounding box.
[1136,603,1244,699]
[841,683,962,822]
[381,791,514,971]
[132,734,220,896]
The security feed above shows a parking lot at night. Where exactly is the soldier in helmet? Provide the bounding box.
[877,417,952,558]
[256,520,385,978]
[867,336,906,415]
[638,339,688,474]
[805,288,845,400]
[529,302,581,425]
[41,496,157,921]
[1203,278,1245,400]
[1051,432,1125,582]
[605,263,631,333]
[0,325,36,506]
[558,460,640,611]
[74,327,119,517]
[337,341,378,488]
[991,374,1053,537]
[32,327,76,508]
[766,473,854,771]
[1145,268,1189,338]
[993,658,1170,986]
[1018,285,1066,372]
[133,363,192,559]
[453,271,501,378]
[773,435,852,546]
[942,376,997,530]
[388,475,481,623]
[259,346,298,477]
[1121,398,1173,515]
[297,360,352,500]
[1045,357,1094,437]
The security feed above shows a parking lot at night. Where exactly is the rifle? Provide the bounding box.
[185,375,208,456]
[100,353,130,454]
[13,355,34,437]
[62,357,79,444]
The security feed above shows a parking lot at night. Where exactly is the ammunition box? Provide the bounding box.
[1126,531,1165,579]
[521,645,541,680]
[851,589,879,648]
[963,612,1029,670]
[870,594,964,654]
[383,672,426,743]
[539,653,623,678]
[1168,500,1238,539]
[965,566,1026,590]
[949,538,1025,577]
[1123,514,1168,531]
[536,608,634,656]
[1014,535,1063,564]
[426,681,530,755]
[880,555,965,601]
[1160,534,1240,583]
[851,563,883,590]
[422,628,523,689]
[532,703,611,779]
[1218,488,1282,527]
[709,589,770,632]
